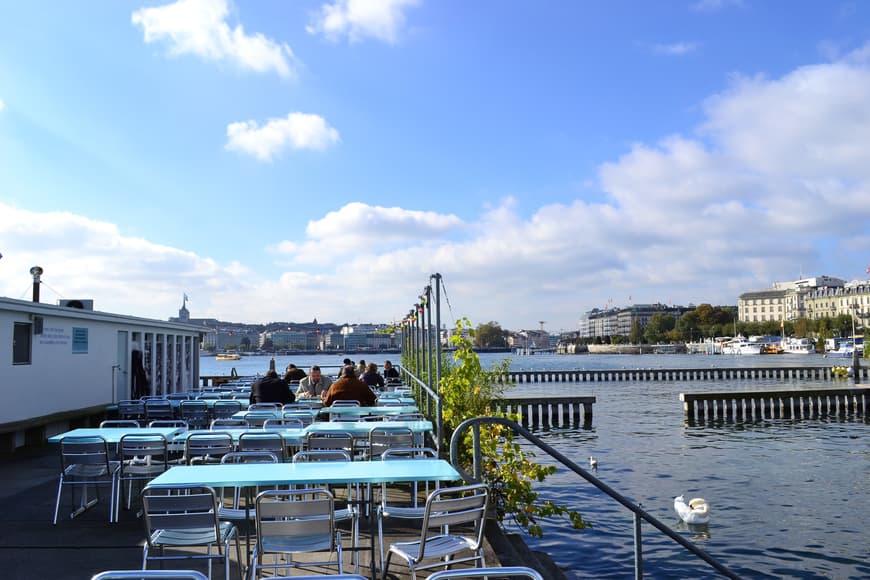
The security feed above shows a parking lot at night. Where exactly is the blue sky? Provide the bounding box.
[2,0,870,331]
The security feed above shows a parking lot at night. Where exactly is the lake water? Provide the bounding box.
[201,352,869,579]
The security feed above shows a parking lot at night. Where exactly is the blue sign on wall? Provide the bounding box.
[72,327,88,354]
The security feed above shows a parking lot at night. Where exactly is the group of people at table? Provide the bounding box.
[251,359,400,408]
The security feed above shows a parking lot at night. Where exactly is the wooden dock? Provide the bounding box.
[680,387,870,422]
[494,396,595,428]
[500,365,868,383]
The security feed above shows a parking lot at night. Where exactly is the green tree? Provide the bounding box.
[475,321,507,348]
[644,313,675,343]
[629,318,644,344]
[676,311,700,342]
[441,319,588,537]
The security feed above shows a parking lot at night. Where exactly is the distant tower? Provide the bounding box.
[539,321,546,332]
[178,294,190,322]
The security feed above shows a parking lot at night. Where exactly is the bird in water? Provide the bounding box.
[588,456,598,469]
[674,495,710,524]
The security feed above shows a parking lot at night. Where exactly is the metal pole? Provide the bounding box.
[852,303,861,384]
[425,286,433,391]
[420,301,428,384]
[432,274,443,453]
[634,510,644,579]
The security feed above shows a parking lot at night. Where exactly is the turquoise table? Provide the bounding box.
[307,420,432,436]
[48,427,183,443]
[320,405,420,419]
[175,428,305,447]
[231,409,319,421]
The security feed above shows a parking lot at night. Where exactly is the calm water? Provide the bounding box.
[202,353,870,579]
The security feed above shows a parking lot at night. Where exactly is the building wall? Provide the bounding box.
[0,297,202,436]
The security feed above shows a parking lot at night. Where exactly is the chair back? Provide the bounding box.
[306,431,354,455]
[184,432,234,464]
[144,400,174,421]
[179,400,209,429]
[91,571,209,580]
[148,420,188,429]
[419,484,489,557]
[425,567,545,580]
[60,435,113,472]
[117,400,145,421]
[283,402,314,410]
[264,417,304,430]
[293,449,352,463]
[220,451,280,464]
[330,400,360,407]
[282,411,314,427]
[238,432,286,461]
[368,426,414,459]
[254,488,336,549]
[166,393,191,401]
[119,434,169,478]
[142,485,221,545]
[99,420,141,429]
[210,418,247,429]
[212,400,242,419]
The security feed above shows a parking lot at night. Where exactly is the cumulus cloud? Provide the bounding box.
[225,113,340,161]
[5,52,870,329]
[0,99,5,112]
[651,41,699,56]
[306,0,419,44]
[132,0,298,78]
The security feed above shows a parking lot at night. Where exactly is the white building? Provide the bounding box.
[1,296,203,450]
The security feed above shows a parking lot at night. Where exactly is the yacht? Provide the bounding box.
[721,338,762,355]
[826,341,855,358]
[782,337,815,354]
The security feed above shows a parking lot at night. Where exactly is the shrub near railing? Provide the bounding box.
[441,318,588,537]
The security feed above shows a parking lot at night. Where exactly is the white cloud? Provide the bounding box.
[5,54,870,330]
[132,0,298,78]
[306,0,419,44]
[0,99,5,112]
[225,112,340,161]
[652,42,699,56]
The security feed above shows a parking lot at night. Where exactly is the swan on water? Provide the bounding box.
[589,456,598,469]
[674,495,709,524]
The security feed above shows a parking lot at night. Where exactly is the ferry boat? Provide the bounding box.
[721,338,762,355]
[215,352,241,361]
[782,337,815,354]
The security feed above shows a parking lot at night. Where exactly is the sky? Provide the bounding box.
[2,0,870,332]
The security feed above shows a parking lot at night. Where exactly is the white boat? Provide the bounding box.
[782,337,815,354]
[826,341,855,358]
[721,338,762,355]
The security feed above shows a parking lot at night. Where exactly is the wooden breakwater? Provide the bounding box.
[500,366,868,383]
[680,387,870,422]
[494,396,595,428]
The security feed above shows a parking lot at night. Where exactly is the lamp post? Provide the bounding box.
[851,302,861,384]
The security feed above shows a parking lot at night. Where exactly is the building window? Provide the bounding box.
[13,322,32,365]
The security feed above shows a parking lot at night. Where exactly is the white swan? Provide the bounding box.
[589,456,598,469]
[674,495,709,524]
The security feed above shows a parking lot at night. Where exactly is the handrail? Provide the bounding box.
[449,416,742,580]
[398,365,443,453]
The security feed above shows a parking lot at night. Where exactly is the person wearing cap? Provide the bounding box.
[322,366,376,407]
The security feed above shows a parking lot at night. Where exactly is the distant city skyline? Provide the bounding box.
[2,1,870,329]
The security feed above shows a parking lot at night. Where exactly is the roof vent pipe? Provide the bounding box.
[29,266,43,303]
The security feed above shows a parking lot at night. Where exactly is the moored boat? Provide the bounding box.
[782,337,815,354]
[215,352,241,361]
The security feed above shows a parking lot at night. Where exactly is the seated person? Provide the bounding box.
[250,369,295,405]
[355,359,366,377]
[322,366,376,407]
[360,362,385,390]
[296,365,333,398]
[383,360,400,383]
[283,363,307,382]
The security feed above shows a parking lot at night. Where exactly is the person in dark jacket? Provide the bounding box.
[250,370,295,405]
[322,366,376,407]
[283,363,307,382]
[383,360,400,383]
[360,362,385,390]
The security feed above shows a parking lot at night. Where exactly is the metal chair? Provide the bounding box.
[244,412,277,428]
[141,485,242,580]
[292,450,360,573]
[148,420,188,429]
[263,417,304,430]
[212,400,242,419]
[282,410,314,427]
[118,433,170,513]
[330,400,360,407]
[376,447,440,569]
[144,399,174,422]
[238,432,286,462]
[210,418,247,429]
[305,431,354,456]
[53,435,120,525]
[426,567,544,580]
[248,403,281,411]
[118,400,146,423]
[250,488,343,578]
[100,420,142,429]
[184,432,234,465]
[180,400,210,430]
[367,425,415,460]
[381,483,489,580]
[91,571,209,580]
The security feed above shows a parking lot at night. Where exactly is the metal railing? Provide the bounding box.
[449,416,742,579]
[399,364,443,452]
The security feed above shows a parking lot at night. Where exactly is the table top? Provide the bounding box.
[148,458,460,487]
[176,428,305,444]
[320,405,420,418]
[232,409,319,421]
[47,427,183,443]
[307,420,432,435]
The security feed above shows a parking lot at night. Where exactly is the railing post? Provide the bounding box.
[634,509,644,579]
[432,273,444,454]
